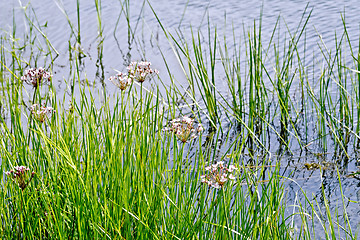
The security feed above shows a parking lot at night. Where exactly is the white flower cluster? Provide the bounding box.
[108,72,132,91]
[127,61,159,83]
[30,104,55,123]
[20,67,52,88]
[164,116,203,143]
[5,166,35,191]
[200,161,237,189]
[109,61,159,89]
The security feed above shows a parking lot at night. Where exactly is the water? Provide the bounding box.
[2,0,359,87]
[1,0,360,237]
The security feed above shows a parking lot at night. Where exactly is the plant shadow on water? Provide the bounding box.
[0,0,360,239]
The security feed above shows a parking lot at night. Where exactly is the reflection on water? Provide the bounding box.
[2,0,359,88]
[1,0,360,237]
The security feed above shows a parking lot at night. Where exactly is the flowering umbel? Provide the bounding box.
[5,166,35,191]
[127,61,159,83]
[200,161,237,189]
[164,116,203,143]
[109,61,158,89]
[20,67,52,88]
[30,104,55,123]
[108,72,132,91]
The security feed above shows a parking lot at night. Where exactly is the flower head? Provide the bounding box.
[20,67,52,88]
[127,61,159,83]
[164,116,203,143]
[201,162,237,189]
[30,104,55,123]
[108,72,132,91]
[6,166,35,191]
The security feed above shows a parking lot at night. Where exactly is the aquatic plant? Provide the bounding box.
[20,67,52,88]
[5,166,35,191]
[127,61,159,82]
[200,161,237,189]
[108,72,132,91]
[0,1,358,239]
[30,104,55,123]
[164,116,203,143]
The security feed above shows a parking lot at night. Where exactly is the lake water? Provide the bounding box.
[1,0,360,238]
[2,0,360,87]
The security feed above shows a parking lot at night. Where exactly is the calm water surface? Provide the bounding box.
[1,0,360,237]
[2,0,359,83]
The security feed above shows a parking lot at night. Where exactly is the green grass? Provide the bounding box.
[0,1,359,239]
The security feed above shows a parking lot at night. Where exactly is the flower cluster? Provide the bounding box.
[127,61,159,83]
[5,166,35,191]
[200,161,237,189]
[108,72,132,91]
[109,61,158,90]
[20,67,52,88]
[164,116,203,143]
[30,104,55,123]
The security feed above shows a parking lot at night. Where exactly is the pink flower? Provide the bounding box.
[201,162,237,189]
[127,61,159,83]
[108,72,132,91]
[228,174,236,180]
[5,166,35,190]
[163,116,203,143]
[30,104,55,123]
[20,67,52,88]
[227,165,237,173]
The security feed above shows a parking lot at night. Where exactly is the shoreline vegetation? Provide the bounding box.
[0,1,359,239]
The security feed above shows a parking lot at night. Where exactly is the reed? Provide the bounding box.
[0,1,359,239]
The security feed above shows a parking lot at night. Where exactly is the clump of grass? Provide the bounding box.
[0,1,359,239]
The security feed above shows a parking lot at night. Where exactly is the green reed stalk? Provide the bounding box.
[76,0,81,44]
[246,17,268,152]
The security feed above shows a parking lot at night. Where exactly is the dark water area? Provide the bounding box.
[1,0,360,237]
